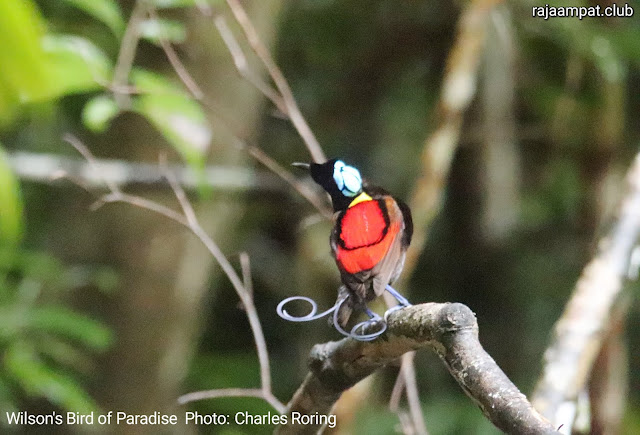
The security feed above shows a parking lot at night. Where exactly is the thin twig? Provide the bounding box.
[112,0,146,107]
[144,11,331,218]
[214,15,286,113]
[178,388,264,403]
[389,367,406,412]
[384,290,428,434]
[97,191,189,226]
[65,135,285,415]
[241,141,333,219]
[159,154,198,226]
[240,252,253,298]
[159,150,278,404]
[224,0,326,163]
[397,412,416,435]
[401,353,428,435]
[146,3,205,100]
[63,134,121,194]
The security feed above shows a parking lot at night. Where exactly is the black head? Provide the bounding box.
[296,159,364,211]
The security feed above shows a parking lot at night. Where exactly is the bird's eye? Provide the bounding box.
[333,160,361,197]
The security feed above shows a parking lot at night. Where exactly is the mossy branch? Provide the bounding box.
[277,303,559,435]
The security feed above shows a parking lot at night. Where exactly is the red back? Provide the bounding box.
[336,200,400,274]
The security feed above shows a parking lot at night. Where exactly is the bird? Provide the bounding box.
[294,159,413,329]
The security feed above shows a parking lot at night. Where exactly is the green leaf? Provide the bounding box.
[130,70,210,168]
[58,0,125,37]
[131,68,186,95]
[82,95,120,132]
[36,336,94,375]
[133,93,210,168]
[139,18,187,45]
[0,0,53,124]
[0,247,65,286]
[0,376,19,422]
[0,305,113,352]
[4,343,99,414]
[26,306,114,351]
[0,145,24,245]
[41,34,112,97]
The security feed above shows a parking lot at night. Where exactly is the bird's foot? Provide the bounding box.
[332,298,386,341]
[276,287,411,341]
[383,284,412,321]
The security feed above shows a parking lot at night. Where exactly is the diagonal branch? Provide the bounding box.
[275,303,560,435]
[388,1,500,430]
[63,134,285,415]
[214,14,286,114]
[532,152,640,428]
[403,0,498,284]
[224,0,326,163]
[112,0,146,108]
[146,3,205,100]
[145,7,331,218]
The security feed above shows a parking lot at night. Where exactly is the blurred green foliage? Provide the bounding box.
[0,145,23,245]
[58,0,125,37]
[0,247,115,422]
[0,0,120,421]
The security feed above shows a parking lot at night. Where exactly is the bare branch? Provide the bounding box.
[400,352,428,435]
[64,135,285,415]
[224,0,326,163]
[133,3,330,217]
[382,4,498,431]
[145,3,205,100]
[532,153,640,427]
[140,9,331,217]
[178,388,264,403]
[159,154,198,226]
[240,252,253,298]
[389,366,406,412]
[240,141,333,219]
[276,303,559,435]
[112,0,146,107]
[159,161,282,413]
[214,15,286,114]
[63,134,122,194]
[383,289,428,434]
[98,191,188,226]
[402,0,496,285]
[9,150,283,192]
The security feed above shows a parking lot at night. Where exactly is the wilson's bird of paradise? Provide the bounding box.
[278,159,413,341]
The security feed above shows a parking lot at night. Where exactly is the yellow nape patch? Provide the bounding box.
[349,192,372,207]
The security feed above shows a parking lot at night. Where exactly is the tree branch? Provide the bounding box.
[8,151,283,192]
[388,1,500,429]
[276,303,559,435]
[403,0,498,283]
[63,134,286,414]
[224,0,326,163]
[532,152,640,428]
[112,0,146,108]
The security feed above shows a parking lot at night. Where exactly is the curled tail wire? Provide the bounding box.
[276,285,412,341]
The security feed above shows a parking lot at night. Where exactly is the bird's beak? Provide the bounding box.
[291,162,310,170]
